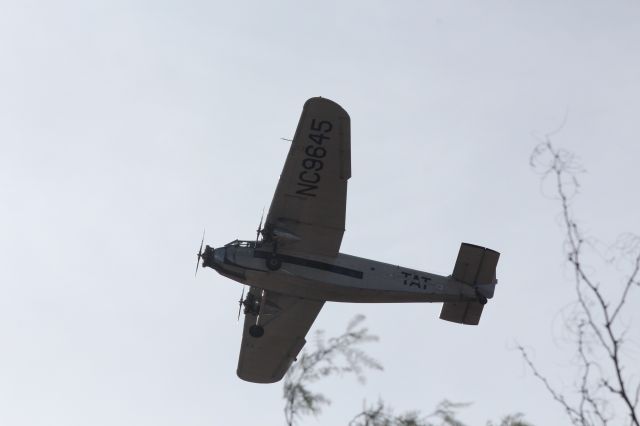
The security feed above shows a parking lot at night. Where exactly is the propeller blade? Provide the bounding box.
[195,229,205,276]
[255,207,265,245]
[237,286,246,321]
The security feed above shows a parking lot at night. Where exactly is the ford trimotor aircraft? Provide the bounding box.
[196,97,500,384]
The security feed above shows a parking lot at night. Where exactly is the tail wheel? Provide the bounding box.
[266,255,282,271]
[477,294,488,305]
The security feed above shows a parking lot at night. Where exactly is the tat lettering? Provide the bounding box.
[401,271,433,290]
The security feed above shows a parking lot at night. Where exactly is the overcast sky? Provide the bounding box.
[2,1,640,425]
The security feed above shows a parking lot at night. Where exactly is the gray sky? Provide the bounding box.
[2,1,640,425]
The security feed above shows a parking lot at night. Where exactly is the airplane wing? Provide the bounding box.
[264,97,351,257]
[237,287,324,383]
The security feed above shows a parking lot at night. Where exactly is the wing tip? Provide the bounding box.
[304,96,349,118]
[236,368,285,384]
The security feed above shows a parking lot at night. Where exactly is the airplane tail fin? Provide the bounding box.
[439,243,500,325]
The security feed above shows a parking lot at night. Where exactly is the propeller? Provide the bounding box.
[195,229,205,276]
[237,286,246,321]
[255,207,265,245]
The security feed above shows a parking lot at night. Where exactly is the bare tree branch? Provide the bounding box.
[525,139,640,426]
[517,344,584,425]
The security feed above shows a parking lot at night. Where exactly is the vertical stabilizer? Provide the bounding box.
[439,243,500,325]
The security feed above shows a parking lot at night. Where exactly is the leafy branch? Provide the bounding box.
[282,314,383,426]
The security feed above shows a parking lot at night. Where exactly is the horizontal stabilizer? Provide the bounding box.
[440,301,484,325]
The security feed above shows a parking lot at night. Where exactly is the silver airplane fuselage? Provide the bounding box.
[204,240,477,304]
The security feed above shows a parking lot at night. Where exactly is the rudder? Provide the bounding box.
[439,243,500,325]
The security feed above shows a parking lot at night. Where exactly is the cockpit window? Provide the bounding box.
[225,240,258,248]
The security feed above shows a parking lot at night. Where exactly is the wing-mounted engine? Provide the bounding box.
[261,222,302,245]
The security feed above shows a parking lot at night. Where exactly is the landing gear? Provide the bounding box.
[263,238,282,271]
[241,289,269,339]
[266,255,282,271]
[249,325,264,338]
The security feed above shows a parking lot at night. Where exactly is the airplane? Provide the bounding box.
[196,97,500,384]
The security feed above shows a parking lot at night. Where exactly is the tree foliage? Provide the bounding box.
[282,314,383,426]
[282,316,532,426]
[348,399,469,426]
[348,400,533,426]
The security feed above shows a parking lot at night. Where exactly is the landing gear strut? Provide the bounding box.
[265,240,282,271]
[241,289,268,339]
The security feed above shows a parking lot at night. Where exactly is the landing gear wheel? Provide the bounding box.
[477,294,488,305]
[249,325,264,338]
[266,255,282,271]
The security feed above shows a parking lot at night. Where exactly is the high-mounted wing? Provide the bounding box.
[237,287,324,383]
[264,97,351,257]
